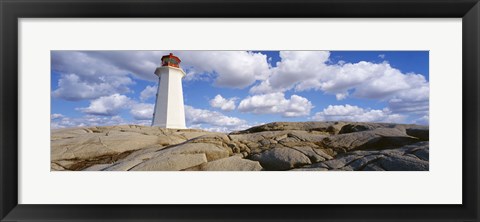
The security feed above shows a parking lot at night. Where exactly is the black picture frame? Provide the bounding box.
[1,0,479,221]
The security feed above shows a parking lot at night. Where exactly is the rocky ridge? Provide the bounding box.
[51,121,429,171]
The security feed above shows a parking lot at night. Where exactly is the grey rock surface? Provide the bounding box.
[130,153,208,171]
[186,156,263,171]
[51,122,429,171]
[250,147,312,170]
[295,142,429,171]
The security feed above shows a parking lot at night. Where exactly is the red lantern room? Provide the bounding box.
[161,53,181,68]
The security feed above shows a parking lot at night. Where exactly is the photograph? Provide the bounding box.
[50,50,429,171]
[3,0,478,220]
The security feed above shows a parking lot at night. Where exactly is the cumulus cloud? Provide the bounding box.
[52,51,428,112]
[184,105,252,132]
[250,51,331,94]
[52,51,271,102]
[52,50,429,128]
[185,105,246,127]
[336,92,349,100]
[52,73,133,101]
[140,85,157,101]
[77,94,132,116]
[76,94,157,121]
[55,104,251,131]
[209,94,237,111]
[238,92,313,117]
[178,51,271,88]
[51,113,64,120]
[51,115,128,129]
[130,103,154,120]
[51,51,146,101]
[249,51,429,115]
[413,115,429,125]
[386,80,429,114]
[312,104,405,123]
[51,51,164,82]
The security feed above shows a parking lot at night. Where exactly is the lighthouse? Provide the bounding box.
[151,53,187,129]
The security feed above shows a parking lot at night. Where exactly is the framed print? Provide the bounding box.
[1,0,479,221]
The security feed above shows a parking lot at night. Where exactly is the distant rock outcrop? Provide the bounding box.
[51,122,429,171]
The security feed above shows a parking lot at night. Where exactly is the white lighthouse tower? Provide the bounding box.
[151,53,186,129]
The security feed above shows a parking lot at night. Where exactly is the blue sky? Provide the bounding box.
[51,51,429,132]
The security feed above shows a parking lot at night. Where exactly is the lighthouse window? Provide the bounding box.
[162,57,180,67]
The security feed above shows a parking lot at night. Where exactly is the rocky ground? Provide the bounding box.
[51,121,429,171]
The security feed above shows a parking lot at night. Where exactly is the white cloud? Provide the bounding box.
[312,104,406,123]
[130,103,154,120]
[184,105,253,132]
[51,51,163,101]
[190,125,243,133]
[52,73,133,101]
[209,94,237,111]
[386,78,429,114]
[77,94,132,116]
[52,51,428,115]
[76,93,157,121]
[238,92,313,117]
[140,85,157,101]
[335,92,349,100]
[52,51,164,82]
[413,115,429,125]
[52,50,429,128]
[50,113,155,129]
[51,51,149,101]
[51,115,128,129]
[249,51,429,115]
[54,103,251,132]
[378,54,386,59]
[52,51,271,102]
[51,113,64,120]
[185,105,246,127]
[250,51,331,94]
[178,51,271,88]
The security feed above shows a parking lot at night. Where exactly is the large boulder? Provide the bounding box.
[187,156,263,171]
[51,125,213,170]
[250,147,311,170]
[232,121,346,134]
[405,128,429,141]
[298,142,429,171]
[338,123,389,134]
[377,155,428,171]
[130,153,208,171]
[163,142,230,161]
[289,146,330,163]
[283,131,327,143]
[52,126,163,161]
[321,128,421,152]
[321,154,362,170]
[412,147,429,161]
[229,130,327,156]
